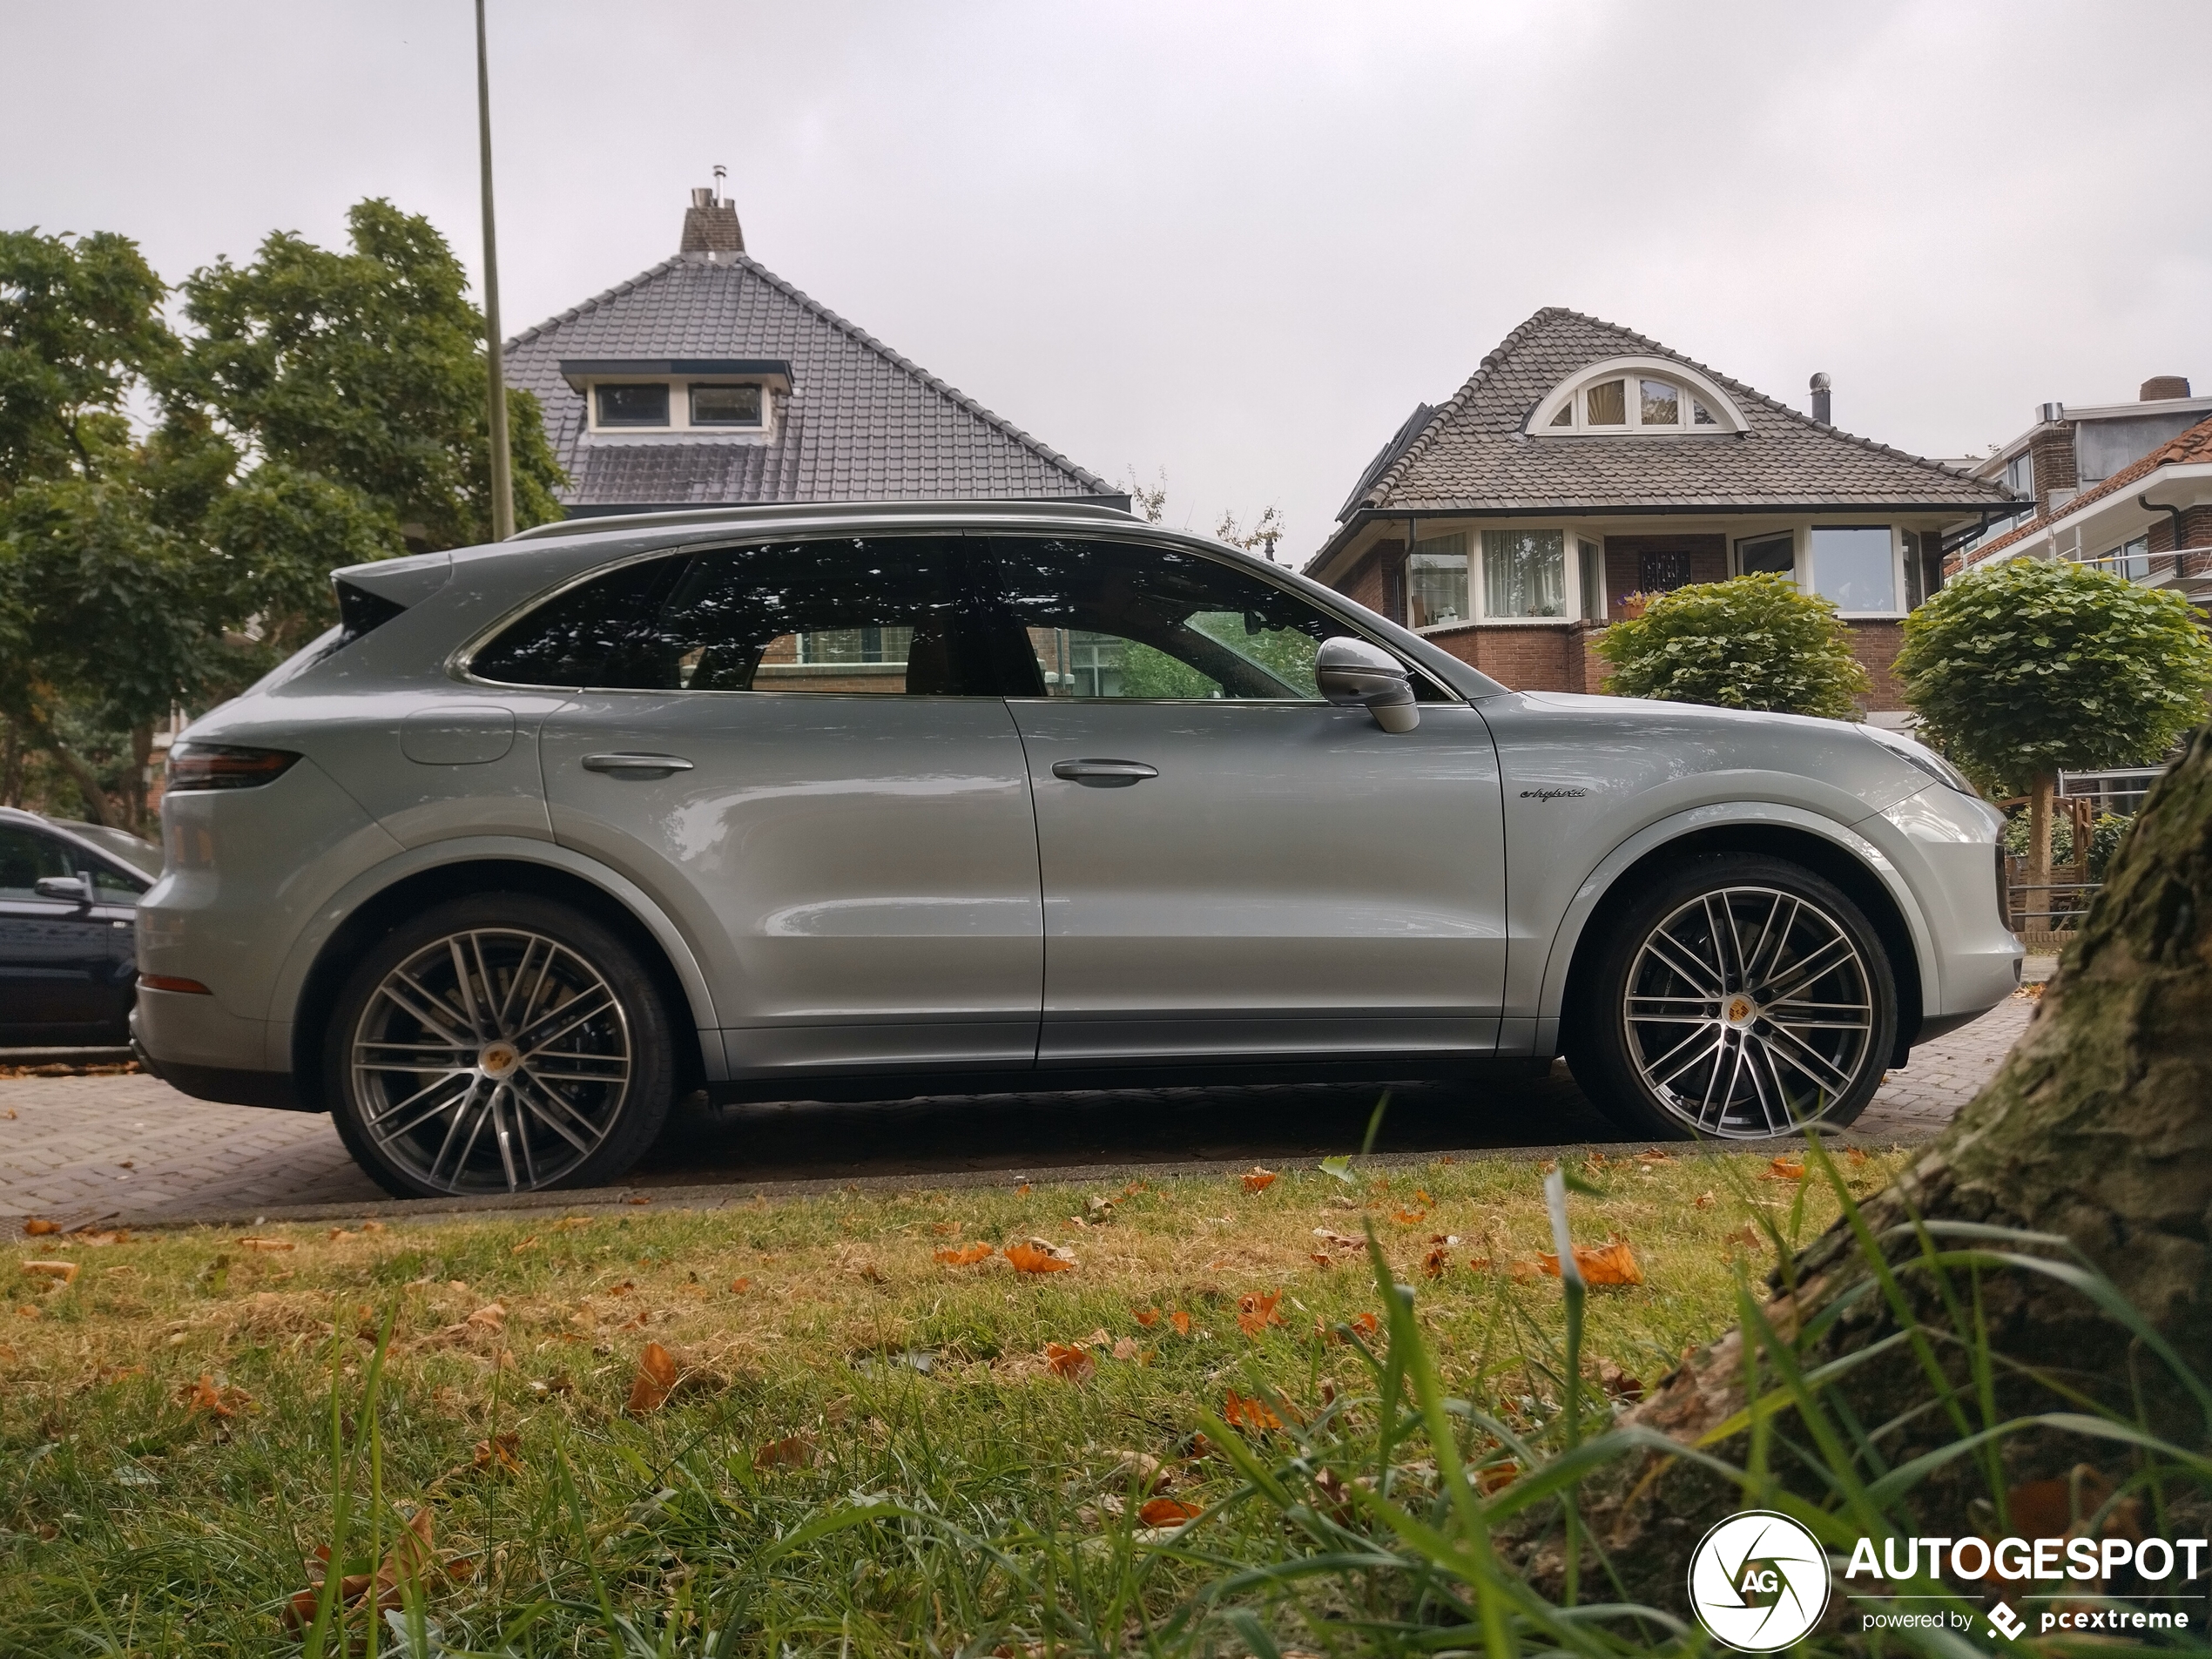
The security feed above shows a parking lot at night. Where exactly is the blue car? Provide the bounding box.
[0,806,162,1047]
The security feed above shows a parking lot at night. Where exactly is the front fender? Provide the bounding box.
[264,835,729,1080]
[1525,802,1938,1056]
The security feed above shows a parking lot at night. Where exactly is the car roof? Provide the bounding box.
[0,806,161,877]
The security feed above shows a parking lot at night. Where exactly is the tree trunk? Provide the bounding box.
[2026,768,2056,926]
[0,717,20,808]
[1525,725,2212,1609]
[128,720,154,834]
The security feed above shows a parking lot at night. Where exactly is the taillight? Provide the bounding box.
[165,742,300,792]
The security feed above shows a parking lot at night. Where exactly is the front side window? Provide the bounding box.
[610,538,986,695]
[1737,531,1796,578]
[1810,526,1897,612]
[1408,533,1470,628]
[595,383,671,428]
[983,538,1339,701]
[1484,529,1566,617]
[690,383,763,426]
[0,827,71,901]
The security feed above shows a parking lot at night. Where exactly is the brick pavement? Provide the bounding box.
[0,983,2039,1232]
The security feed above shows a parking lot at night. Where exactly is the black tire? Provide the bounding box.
[324,893,676,1198]
[1563,854,1898,1142]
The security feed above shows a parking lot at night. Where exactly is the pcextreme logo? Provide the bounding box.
[1688,1511,1831,1651]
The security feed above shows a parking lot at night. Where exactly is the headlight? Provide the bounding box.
[1863,727,1977,797]
[165,742,300,792]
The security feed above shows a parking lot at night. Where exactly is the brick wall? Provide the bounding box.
[2028,423,2078,516]
[1339,542,1397,617]
[1844,619,1907,711]
[1601,534,1728,619]
[1422,624,1591,691]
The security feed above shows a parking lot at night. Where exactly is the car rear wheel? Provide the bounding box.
[1565,855,1897,1141]
[325,894,676,1198]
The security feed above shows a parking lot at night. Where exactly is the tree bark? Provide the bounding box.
[2026,768,2057,924]
[1525,725,2212,1608]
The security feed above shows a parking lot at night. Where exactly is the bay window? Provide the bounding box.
[1408,533,1470,628]
[1484,529,1566,618]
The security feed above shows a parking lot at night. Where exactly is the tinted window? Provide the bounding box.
[981,538,1338,701]
[690,383,762,426]
[604,537,994,696]
[0,826,72,900]
[472,557,680,688]
[596,383,669,426]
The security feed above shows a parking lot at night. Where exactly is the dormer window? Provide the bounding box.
[690,382,763,427]
[596,383,671,427]
[1528,355,1746,435]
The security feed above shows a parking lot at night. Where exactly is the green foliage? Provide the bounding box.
[1595,573,1869,719]
[0,227,174,489]
[172,198,564,550]
[1897,556,2212,792]
[2002,807,2134,878]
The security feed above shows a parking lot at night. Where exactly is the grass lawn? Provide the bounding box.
[1,1143,1902,1656]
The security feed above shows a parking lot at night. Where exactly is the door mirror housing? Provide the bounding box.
[36,873,91,906]
[1316,637,1420,733]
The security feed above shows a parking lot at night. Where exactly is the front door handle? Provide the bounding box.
[581,752,695,774]
[1050,759,1158,788]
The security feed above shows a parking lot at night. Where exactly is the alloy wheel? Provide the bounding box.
[1621,885,1875,1136]
[348,927,633,1194]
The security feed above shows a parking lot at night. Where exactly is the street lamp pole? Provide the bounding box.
[475,0,515,540]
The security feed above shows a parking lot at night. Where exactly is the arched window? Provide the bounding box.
[1527,356,1748,436]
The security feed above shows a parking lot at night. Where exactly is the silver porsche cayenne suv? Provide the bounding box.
[133,501,2020,1197]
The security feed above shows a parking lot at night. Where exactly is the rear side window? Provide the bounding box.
[471,557,681,687]
[601,537,995,696]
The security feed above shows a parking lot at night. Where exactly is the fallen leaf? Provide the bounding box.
[2007,1466,2117,1541]
[1169,1310,1193,1337]
[1845,1146,1870,1168]
[729,1277,752,1293]
[1241,1166,1278,1193]
[285,1506,439,1629]
[626,1196,651,1206]
[361,1221,385,1233]
[1537,1239,1644,1286]
[1138,1496,1204,1527]
[754,1433,815,1472]
[0,1108,13,1119]
[1312,1227,1362,1251]
[1237,1291,1284,1338]
[1043,1341,1096,1380]
[1111,1336,1142,1362]
[21,1218,59,1237]
[1222,1390,1282,1431]
[1133,1307,1161,1326]
[1693,1190,1716,1209]
[327,1228,358,1242]
[1477,1460,1520,1495]
[1413,1189,1433,1204]
[235,1237,294,1252]
[1597,1359,1646,1401]
[1422,1246,1450,1278]
[1764,1157,1807,1182]
[464,1303,506,1332]
[1635,1148,1677,1165]
[626,1340,678,1413]
[20,1260,78,1285]
[1084,1195,1116,1223]
[1391,1208,1426,1225]
[178,1372,253,1417]
[1016,1183,1031,1195]
[472,1432,522,1474]
[930,1220,961,1235]
[15,1305,37,1318]
[1723,1224,1763,1251]
[510,1237,538,1254]
[1004,1240,1075,1274]
[934,1242,994,1266]
[1310,1252,1332,1268]
[70,1230,129,1246]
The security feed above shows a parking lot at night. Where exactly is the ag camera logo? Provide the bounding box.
[1689,1510,1831,1650]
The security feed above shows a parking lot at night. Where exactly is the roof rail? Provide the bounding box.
[508,496,1139,543]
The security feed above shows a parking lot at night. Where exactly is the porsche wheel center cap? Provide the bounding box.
[1723,995,1757,1028]
[479,1042,521,1078]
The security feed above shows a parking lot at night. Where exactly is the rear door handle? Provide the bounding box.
[581,752,695,774]
[1050,759,1158,787]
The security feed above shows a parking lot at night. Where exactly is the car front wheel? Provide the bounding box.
[1565,855,1898,1141]
[325,894,677,1197]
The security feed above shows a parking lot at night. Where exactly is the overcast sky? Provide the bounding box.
[6,2,2207,556]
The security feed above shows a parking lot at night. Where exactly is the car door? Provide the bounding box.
[0,823,132,1042]
[974,534,1508,1063]
[525,535,1044,1079]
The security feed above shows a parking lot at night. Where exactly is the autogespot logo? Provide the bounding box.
[1689,1511,1833,1651]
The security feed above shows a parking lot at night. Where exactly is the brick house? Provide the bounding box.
[504,182,1121,516]
[1302,309,2024,722]
[1947,379,2212,603]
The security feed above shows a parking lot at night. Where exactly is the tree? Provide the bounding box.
[169,198,564,559]
[1897,554,2212,894]
[1516,719,2212,1616]
[1594,572,1870,718]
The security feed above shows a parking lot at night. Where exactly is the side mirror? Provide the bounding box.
[36,873,91,906]
[1317,637,1420,733]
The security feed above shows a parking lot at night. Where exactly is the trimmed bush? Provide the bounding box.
[1595,572,1868,718]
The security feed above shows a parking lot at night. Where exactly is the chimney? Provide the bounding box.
[1809,372,1831,425]
[2141,375,2192,401]
[679,173,745,259]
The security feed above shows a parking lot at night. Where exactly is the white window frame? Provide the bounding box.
[584,376,777,439]
[1527,355,1750,435]
[1474,526,1578,624]
[1804,524,1905,618]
